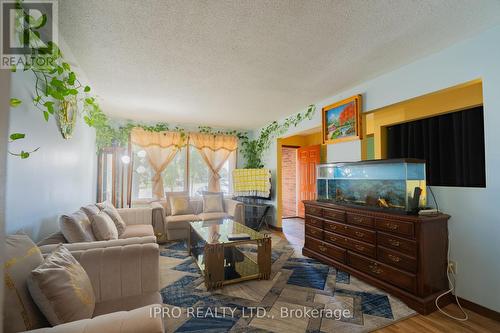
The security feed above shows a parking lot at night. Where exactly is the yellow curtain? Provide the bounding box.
[189,133,238,192]
[131,128,187,199]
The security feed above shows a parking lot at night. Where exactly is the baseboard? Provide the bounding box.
[457,297,500,322]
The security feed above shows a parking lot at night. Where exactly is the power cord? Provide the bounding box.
[430,185,468,321]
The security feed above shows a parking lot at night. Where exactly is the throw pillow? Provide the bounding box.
[102,206,127,236]
[4,234,48,333]
[90,212,119,241]
[59,210,96,243]
[27,245,95,326]
[202,193,224,213]
[80,204,101,218]
[169,195,192,216]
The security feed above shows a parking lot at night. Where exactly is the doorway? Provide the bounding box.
[281,146,298,218]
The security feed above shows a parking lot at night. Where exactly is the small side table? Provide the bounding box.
[242,203,272,231]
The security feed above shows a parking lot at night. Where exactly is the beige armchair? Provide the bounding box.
[151,197,245,241]
[23,243,164,333]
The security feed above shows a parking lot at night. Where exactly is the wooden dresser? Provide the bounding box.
[302,200,450,314]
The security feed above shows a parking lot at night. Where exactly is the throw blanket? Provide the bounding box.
[232,168,271,198]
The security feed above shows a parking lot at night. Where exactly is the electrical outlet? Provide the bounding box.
[448,261,457,274]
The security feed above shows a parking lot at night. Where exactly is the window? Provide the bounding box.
[387,106,485,187]
[188,146,236,196]
[131,146,153,200]
[131,144,236,200]
[163,147,186,192]
[189,146,210,196]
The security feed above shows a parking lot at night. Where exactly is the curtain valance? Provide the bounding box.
[130,128,187,148]
[189,132,238,151]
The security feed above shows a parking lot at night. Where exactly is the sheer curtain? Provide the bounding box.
[131,128,187,199]
[189,133,238,192]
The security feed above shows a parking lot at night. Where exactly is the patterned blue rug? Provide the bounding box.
[159,238,415,332]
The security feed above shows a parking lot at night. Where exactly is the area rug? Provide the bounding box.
[158,235,416,332]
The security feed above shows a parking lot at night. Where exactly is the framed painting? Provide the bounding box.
[322,95,362,144]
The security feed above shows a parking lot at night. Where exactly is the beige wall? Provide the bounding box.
[0,69,11,332]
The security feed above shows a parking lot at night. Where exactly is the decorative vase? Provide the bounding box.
[57,96,78,139]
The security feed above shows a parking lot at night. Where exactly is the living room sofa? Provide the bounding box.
[5,235,164,333]
[151,197,245,241]
[38,205,159,249]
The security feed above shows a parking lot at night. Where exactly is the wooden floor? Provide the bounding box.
[280,217,500,333]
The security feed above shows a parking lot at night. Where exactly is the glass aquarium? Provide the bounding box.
[316,159,426,214]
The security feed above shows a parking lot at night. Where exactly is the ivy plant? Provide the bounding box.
[239,105,316,168]
[8,0,97,158]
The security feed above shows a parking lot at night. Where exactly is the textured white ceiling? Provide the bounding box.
[59,0,500,129]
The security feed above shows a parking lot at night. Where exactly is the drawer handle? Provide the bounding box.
[318,245,327,253]
[369,263,383,275]
[331,225,337,230]
[353,217,364,223]
[388,239,400,247]
[343,225,348,230]
[329,236,337,242]
[385,222,399,230]
[355,244,365,251]
[388,254,401,262]
[355,231,364,238]
[310,229,318,235]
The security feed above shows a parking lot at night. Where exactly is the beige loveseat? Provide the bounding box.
[151,197,245,241]
[27,244,164,333]
[38,205,159,249]
[5,235,163,333]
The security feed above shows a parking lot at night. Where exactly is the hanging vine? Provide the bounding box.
[8,0,98,158]
[240,105,316,168]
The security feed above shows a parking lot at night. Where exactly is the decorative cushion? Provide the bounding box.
[90,212,119,241]
[103,206,127,236]
[27,245,95,326]
[59,210,96,243]
[80,204,101,218]
[168,194,193,216]
[4,234,48,333]
[202,193,224,213]
[36,231,68,246]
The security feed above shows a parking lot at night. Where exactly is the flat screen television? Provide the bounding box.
[232,168,272,200]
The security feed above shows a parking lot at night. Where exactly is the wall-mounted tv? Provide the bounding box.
[232,168,272,200]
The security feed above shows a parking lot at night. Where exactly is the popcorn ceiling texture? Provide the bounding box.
[59,0,500,128]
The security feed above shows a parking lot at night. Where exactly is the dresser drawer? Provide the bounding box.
[305,225,323,240]
[348,252,417,293]
[323,208,346,222]
[305,236,346,263]
[377,232,417,257]
[324,231,376,258]
[305,205,323,217]
[378,246,417,273]
[324,220,375,244]
[347,213,374,227]
[375,218,414,237]
[305,215,323,229]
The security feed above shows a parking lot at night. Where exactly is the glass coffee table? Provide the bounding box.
[188,219,271,290]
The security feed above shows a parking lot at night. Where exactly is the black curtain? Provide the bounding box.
[387,106,485,187]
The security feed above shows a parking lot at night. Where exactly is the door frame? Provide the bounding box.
[276,133,324,228]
